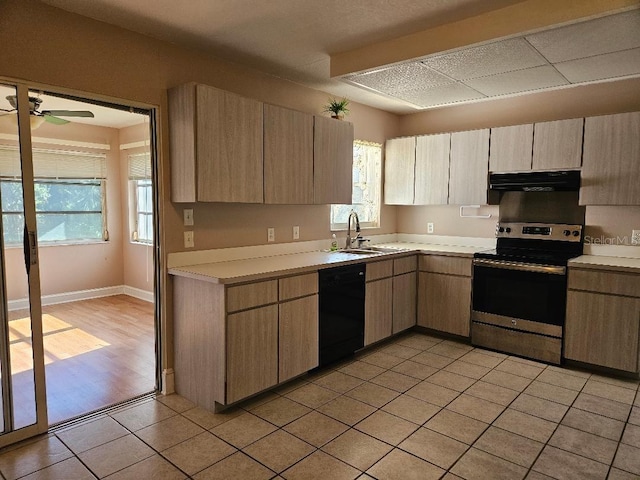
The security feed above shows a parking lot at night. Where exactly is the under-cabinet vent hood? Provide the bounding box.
[489,170,581,192]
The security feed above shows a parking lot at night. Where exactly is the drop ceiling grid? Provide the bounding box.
[342,9,640,110]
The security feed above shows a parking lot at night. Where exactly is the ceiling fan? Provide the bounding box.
[0,94,95,127]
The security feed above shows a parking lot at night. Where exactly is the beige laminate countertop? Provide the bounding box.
[569,255,640,273]
[168,242,490,285]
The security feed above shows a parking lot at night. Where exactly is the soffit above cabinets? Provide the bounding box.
[342,9,640,110]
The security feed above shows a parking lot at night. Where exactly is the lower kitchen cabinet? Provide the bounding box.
[417,255,472,337]
[393,272,417,334]
[227,305,279,404]
[565,267,640,373]
[279,295,319,382]
[173,272,319,410]
[365,277,393,346]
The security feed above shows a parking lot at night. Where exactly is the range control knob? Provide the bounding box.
[498,227,505,233]
[563,230,571,236]
[572,230,580,237]
[505,227,511,233]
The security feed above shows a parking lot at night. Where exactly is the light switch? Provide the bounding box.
[293,226,300,240]
[183,209,194,226]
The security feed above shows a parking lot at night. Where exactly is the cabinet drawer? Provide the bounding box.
[279,273,318,301]
[420,255,472,277]
[366,260,393,281]
[227,280,278,313]
[568,269,640,298]
[394,256,417,276]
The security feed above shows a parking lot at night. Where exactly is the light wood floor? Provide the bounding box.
[7,295,155,426]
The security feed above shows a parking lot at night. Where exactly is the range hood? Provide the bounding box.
[489,170,581,192]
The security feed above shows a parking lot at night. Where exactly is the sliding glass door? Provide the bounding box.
[0,83,48,447]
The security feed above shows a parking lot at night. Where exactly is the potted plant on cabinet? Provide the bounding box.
[323,97,350,120]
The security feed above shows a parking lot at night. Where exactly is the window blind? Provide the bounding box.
[0,145,107,179]
[128,152,151,180]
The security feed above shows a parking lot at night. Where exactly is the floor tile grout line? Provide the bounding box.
[604,387,640,478]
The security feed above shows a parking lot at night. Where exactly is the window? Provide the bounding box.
[128,152,153,244]
[0,146,107,245]
[330,140,382,230]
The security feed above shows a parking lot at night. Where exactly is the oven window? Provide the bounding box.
[473,266,567,325]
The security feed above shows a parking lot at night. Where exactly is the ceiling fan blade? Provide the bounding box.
[43,114,70,125]
[42,110,94,118]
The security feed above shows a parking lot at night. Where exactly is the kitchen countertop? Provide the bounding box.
[169,241,489,284]
[569,255,640,273]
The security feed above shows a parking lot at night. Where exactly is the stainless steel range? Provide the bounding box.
[471,171,585,364]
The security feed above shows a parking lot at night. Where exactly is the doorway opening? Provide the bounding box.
[0,85,159,428]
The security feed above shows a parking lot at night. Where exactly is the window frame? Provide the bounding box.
[330,140,382,231]
[130,178,153,245]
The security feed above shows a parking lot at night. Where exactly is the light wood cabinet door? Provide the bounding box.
[226,305,278,403]
[532,118,583,171]
[196,85,264,203]
[581,111,640,205]
[279,295,319,382]
[414,133,450,205]
[384,137,416,205]
[314,116,354,204]
[365,278,393,346]
[565,290,640,373]
[264,104,314,204]
[489,124,533,172]
[449,129,490,205]
[418,272,471,337]
[393,272,416,334]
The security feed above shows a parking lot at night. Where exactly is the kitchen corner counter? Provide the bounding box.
[569,255,640,273]
[168,241,490,284]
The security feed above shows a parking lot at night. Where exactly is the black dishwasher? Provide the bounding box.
[319,263,366,366]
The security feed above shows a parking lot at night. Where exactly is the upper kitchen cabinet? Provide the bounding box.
[415,133,450,205]
[313,115,354,204]
[384,137,416,205]
[489,124,533,172]
[581,111,640,205]
[169,83,263,203]
[448,129,490,205]
[384,133,450,205]
[532,118,583,171]
[264,104,314,204]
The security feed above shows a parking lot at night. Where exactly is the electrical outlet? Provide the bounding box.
[427,222,434,234]
[293,226,300,240]
[184,231,194,248]
[632,230,640,245]
[267,228,275,242]
[183,208,194,226]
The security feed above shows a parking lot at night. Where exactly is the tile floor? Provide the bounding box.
[1,332,639,479]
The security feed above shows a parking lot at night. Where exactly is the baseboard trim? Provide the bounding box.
[8,285,154,311]
[162,369,175,395]
[123,286,154,303]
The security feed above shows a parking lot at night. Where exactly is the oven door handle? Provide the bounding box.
[473,258,566,275]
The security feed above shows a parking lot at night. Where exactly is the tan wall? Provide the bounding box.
[3,121,125,301]
[395,78,640,240]
[119,123,154,294]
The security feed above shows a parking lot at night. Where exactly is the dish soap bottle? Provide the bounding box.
[330,234,338,251]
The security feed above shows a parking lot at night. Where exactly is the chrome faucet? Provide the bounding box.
[345,210,361,249]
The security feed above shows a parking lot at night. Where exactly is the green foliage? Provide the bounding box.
[323,97,350,117]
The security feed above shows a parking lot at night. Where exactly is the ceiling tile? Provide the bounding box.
[526,9,640,63]
[554,48,640,83]
[464,65,569,96]
[392,83,485,108]
[421,37,547,80]
[346,63,453,94]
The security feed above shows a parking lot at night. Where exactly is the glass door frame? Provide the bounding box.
[0,83,49,448]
